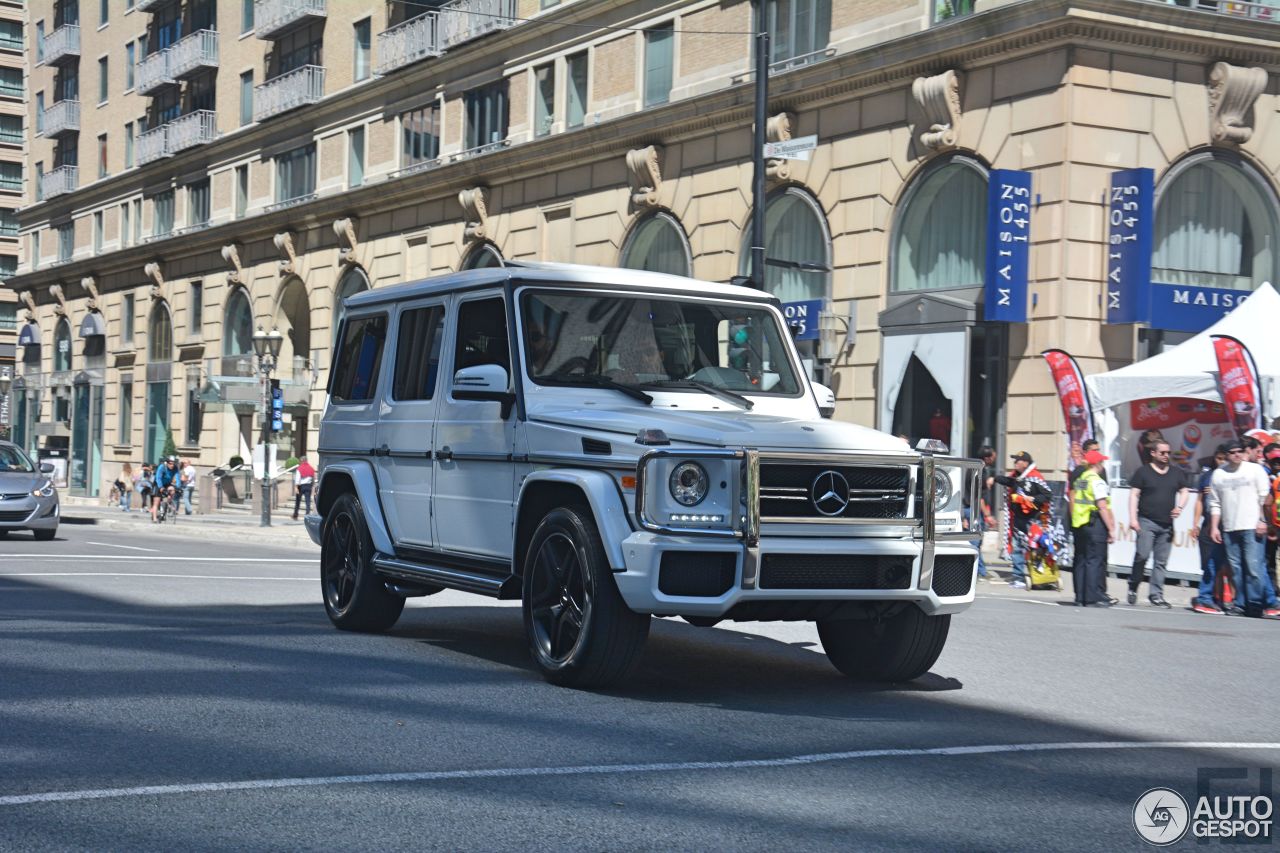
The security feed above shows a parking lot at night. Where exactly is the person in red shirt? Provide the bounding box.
[928,407,951,444]
[292,457,316,520]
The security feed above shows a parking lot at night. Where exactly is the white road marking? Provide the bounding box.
[85,541,160,553]
[1,555,314,562]
[1,741,1276,807]
[0,573,310,581]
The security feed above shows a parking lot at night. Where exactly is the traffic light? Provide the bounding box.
[726,318,761,381]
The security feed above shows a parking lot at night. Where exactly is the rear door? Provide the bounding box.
[321,309,390,504]
[373,300,446,548]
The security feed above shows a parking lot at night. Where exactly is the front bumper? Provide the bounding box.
[614,532,978,618]
[0,497,60,531]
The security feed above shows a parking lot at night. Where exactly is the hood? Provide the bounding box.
[529,400,912,454]
[0,471,44,494]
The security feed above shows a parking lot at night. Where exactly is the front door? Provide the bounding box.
[432,292,516,560]
[374,300,446,549]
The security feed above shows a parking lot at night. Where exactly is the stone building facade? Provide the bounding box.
[0,0,23,418]
[7,0,1279,499]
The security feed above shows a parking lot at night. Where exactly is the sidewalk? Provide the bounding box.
[61,500,318,548]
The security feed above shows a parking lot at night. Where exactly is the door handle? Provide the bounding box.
[375,444,390,457]
[436,446,453,462]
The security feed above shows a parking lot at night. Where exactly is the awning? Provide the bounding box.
[16,323,38,347]
[78,311,106,338]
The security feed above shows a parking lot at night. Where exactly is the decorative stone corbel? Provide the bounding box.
[912,69,962,151]
[459,188,488,243]
[221,243,244,284]
[625,145,664,209]
[17,290,35,322]
[48,283,67,316]
[333,217,358,264]
[81,276,100,312]
[273,231,297,276]
[1208,61,1267,145]
[143,261,165,300]
[765,112,797,182]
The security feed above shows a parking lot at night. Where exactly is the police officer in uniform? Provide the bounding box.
[1071,450,1117,607]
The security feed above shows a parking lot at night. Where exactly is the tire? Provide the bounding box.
[32,527,56,541]
[817,606,950,683]
[0,529,9,539]
[522,506,650,688]
[321,491,404,633]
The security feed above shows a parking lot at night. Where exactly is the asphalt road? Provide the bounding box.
[1,523,1277,851]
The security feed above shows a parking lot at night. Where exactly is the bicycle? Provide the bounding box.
[154,486,181,524]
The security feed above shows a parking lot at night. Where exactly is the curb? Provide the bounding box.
[60,513,319,548]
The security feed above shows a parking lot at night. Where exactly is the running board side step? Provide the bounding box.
[372,553,519,599]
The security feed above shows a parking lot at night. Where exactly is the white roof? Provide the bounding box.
[1086,283,1280,412]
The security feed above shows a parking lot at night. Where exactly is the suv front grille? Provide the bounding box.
[759,462,911,520]
[759,554,913,590]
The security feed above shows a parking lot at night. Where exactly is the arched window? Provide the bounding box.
[333,266,370,340]
[462,242,503,270]
[149,302,173,362]
[1153,153,1279,292]
[53,317,72,372]
[620,212,692,277]
[892,157,987,292]
[223,287,254,356]
[739,187,832,303]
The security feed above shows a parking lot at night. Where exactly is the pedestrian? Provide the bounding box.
[135,463,155,509]
[1208,440,1280,618]
[180,458,196,515]
[292,456,315,520]
[1070,449,1116,607]
[1191,444,1230,614]
[994,451,1051,589]
[1264,443,1280,592]
[975,445,997,581]
[1124,439,1190,608]
[114,462,134,511]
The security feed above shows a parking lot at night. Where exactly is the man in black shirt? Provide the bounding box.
[1126,438,1190,608]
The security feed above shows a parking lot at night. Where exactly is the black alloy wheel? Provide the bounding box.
[528,530,591,666]
[321,491,404,632]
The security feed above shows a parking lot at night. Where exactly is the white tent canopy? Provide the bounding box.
[1086,283,1280,414]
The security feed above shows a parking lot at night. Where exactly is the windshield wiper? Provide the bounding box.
[542,372,653,405]
[647,379,754,410]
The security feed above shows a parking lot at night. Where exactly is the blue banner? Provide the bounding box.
[1148,283,1248,333]
[1105,168,1154,324]
[781,299,822,341]
[270,382,283,433]
[984,169,1032,322]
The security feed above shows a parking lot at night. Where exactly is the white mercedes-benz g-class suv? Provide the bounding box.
[307,262,981,688]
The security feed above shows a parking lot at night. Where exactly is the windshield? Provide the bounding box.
[521,289,801,396]
[0,444,35,473]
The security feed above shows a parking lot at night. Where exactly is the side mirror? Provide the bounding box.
[453,364,516,419]
[811,382,835,419]
[39,462,55,474]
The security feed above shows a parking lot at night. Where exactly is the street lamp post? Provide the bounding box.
[252,326,284,527]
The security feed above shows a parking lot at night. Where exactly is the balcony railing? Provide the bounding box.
[39,100,79,138]
[166,110,217,153]
[39,166,78,200]
[169,30,219,79]
[136,125,169,165]
[254,0,326,39]
[438,0,517,50]
[254,65,325,122]
[40,23,79,65]
[136,0,173,11]
[136,49,174,95]
[376,11,441,75]
[1148,0,1278,21]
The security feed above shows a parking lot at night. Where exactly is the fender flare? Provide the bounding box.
[318,461,394,555]
[518,469,633,570]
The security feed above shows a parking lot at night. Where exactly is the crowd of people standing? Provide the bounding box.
[110,456,316,522]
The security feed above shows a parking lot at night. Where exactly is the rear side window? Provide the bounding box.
[452,297,510,375]
[330,313,387,402]
[393,306,445,401]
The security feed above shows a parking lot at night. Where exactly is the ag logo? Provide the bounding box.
[1133,787,1190,846]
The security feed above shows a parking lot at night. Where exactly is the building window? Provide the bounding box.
[933,0,974,23]
[54,317,72,372]
[57,222,74,261]
[567,52,588,128]
[643,23,673,107]
[93,211,103,253]
[121,202,130,247]
[32,230,40,269]
[242,0,253,33]
[401,104,440,168]
[123,292,135,342]
[891,158,986,292]
[54,133,78,168]
[149,302,173,362]
[0,21,22,52]
[185,384,201,445]
[0,162,21,192]
[0,254,15,277]
[621,212,692,277]
[187,179,210,227]
[0,302,16,330]
[1153,153,1279,293]
[0,67,23,98]
[235,164,248,218]
[35,93,44,135]
[152,189,175,237]
[0,115,18,144]
[348,126,364,188]
[126,41,135,90]
[124,121,133,168]
[119,377,133,444]
[98,56,108,104]
[223,287,253,356]
[533,64,554,137]
[133,199,142,243]
[35,21,44,62]
[271,23,322,76]
[239,71,253,127]
[767,0,831,66]
[464,81,508,151]
[0,208,17,237]
[98,133,108,178]
[275,144,316,204]
[190,280,203,333]
[353,18,371,82]
[99,0,108,26]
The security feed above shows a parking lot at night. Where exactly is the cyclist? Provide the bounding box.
[151,456,182,523]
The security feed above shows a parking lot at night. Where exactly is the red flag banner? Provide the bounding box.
[1042,349,1096,464]
[1211,334,1264,438]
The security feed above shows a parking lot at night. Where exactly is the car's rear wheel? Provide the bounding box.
[817,606,950,683]
[321,491,404,632]
[522,506,649,688]
[32,527,55,541]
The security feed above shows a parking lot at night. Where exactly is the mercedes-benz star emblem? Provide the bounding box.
[811,470,850,516]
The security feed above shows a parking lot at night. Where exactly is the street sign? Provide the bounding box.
[763,134,817,161]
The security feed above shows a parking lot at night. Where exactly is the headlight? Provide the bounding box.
[669,462,709,506]
[32,481,55,498]
[931,469,952,507]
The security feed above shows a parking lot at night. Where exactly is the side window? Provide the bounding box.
[452,297,510,377]
[392,306,445,401]
[330,314,387,402]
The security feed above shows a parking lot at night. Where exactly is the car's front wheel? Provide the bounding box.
[522,506,649,688]
[32,527,56,541]
[321,491,404,632]
[817,606,950,683]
